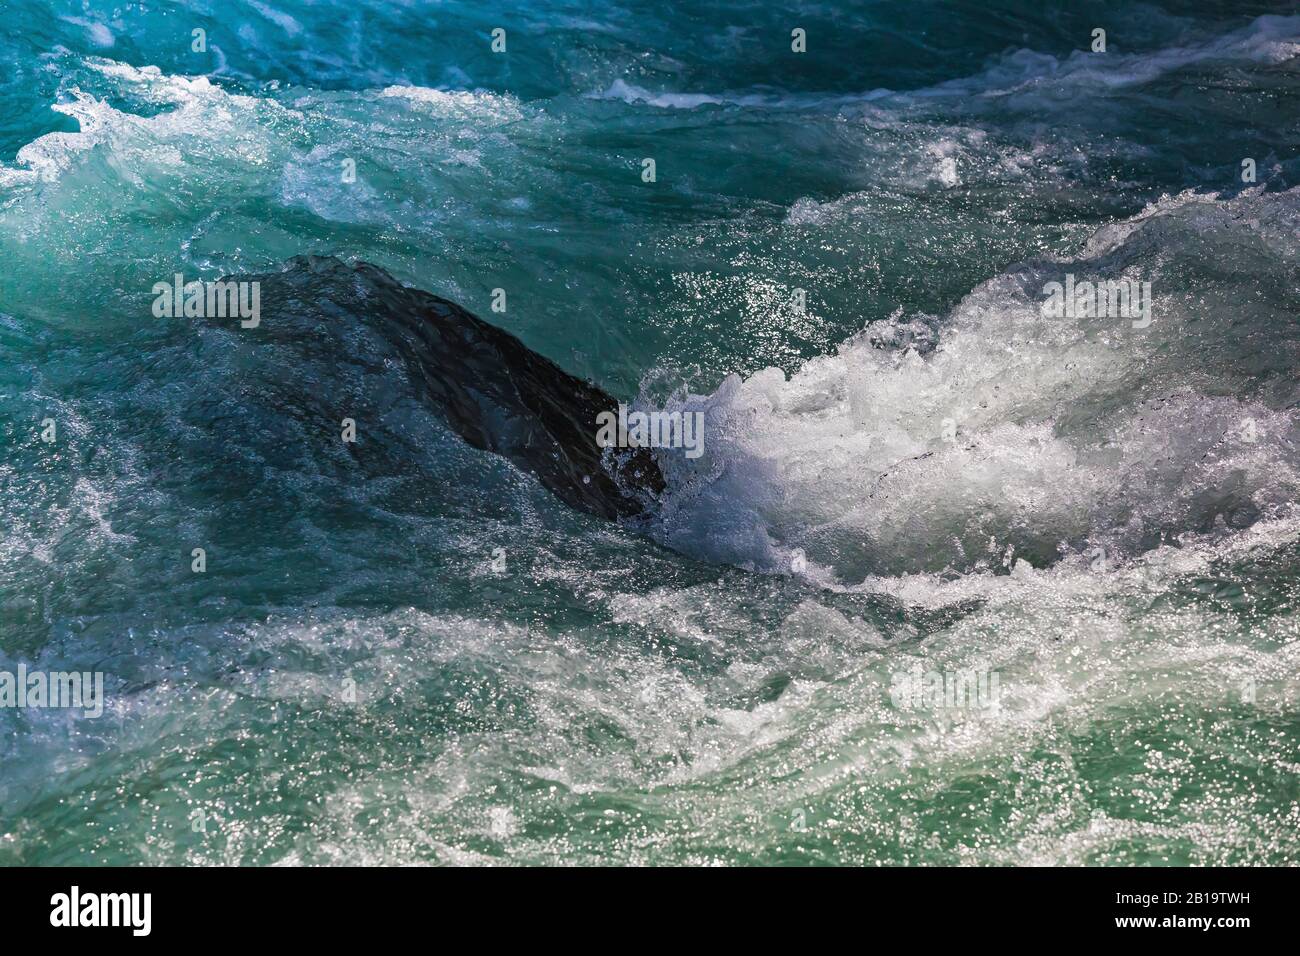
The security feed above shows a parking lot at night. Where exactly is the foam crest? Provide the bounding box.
[2,58,293,191]
[912,14,1300,103]
[378,85,524,123]
[650,189,1300,580]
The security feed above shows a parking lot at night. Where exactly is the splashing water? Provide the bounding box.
[1,1,1298,865]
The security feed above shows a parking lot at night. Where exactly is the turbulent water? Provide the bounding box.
[1,1,1299,865]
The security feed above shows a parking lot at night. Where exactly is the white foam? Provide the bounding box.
[650,188,1300,581]
[596,79,729,109]
[0,58,300,193]
[592,78,880,111]
[378,85,523,123]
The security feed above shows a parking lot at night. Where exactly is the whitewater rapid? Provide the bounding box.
[649,186,1300,581]
[1,2,1297,866]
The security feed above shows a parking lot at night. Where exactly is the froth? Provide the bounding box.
[649,189,1300,580]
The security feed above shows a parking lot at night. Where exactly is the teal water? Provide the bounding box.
[1,1,1299,865]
